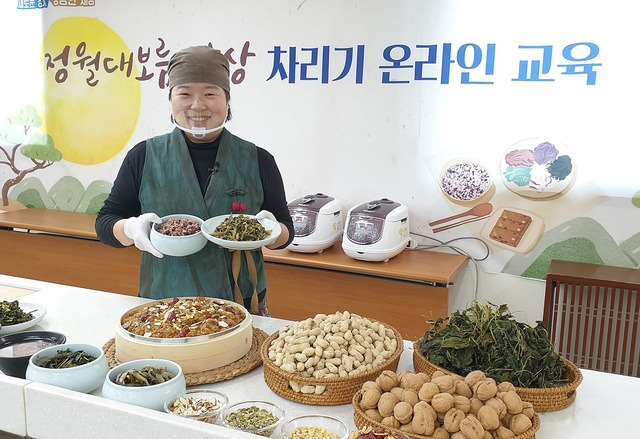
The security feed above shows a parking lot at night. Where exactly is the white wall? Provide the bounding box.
[1,0,637,323]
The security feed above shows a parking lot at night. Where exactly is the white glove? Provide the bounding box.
[124,213,164,258]
[255,210,277,223]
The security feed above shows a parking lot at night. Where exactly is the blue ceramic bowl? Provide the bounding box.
[102,358,186,411]
[150,214,207,257]
[26,343,108,393]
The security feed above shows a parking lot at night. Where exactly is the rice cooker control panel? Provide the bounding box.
[346,198,400,245]
[288,193,333,237]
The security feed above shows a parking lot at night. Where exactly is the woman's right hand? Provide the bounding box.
[123,213,164,258]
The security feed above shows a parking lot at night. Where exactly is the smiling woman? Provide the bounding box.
[40,16,141,165]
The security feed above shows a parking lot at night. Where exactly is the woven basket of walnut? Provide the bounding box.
[260,311,403,406]
[352,369,540,439]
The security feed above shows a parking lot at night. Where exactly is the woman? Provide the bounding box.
[96,45,293,316]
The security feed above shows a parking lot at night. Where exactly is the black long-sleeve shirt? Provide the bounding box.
[95,130,294,248]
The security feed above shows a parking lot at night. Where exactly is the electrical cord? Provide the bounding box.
[407,232,491,301]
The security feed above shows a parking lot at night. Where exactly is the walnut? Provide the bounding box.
[522,401,535,419]
[499,390,523,415]
[477,405,500,430]
[432,374,456,394]
[360,387,382,410]
[431,427,450,439]
[411,401,436,436]
[400,373,424,392]
[361,380,382,393]
[364,408,383,423]
[390,386,404,400]
[452,394,471,413]
[455,380,473,398]
[381,416,400,429]
[418,381,440,402]
[401,388,419,406]
[431,392,455,414]
[510,413,532,435]
[495,425,516,439]
[497,381,516,393]
[464,370,486,388]
[377,391,400,418]
[376,370,399,392]
[469,397,484,416]
[459,414,485,439]
[393,401,413,424]
[473,379,498,401]
[443,407,466,433]
[485,397,507,419]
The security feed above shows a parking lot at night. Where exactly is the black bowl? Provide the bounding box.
[0,331,66,378]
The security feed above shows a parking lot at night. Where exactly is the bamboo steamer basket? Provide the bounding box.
[115,298,253,374]
[412,341,583,412]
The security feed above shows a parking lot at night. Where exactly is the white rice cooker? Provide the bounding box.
[342,198,410,262]
[286,193,343,253]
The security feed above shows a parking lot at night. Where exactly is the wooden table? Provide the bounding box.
[0,209,469,339]
[0,209,141,296]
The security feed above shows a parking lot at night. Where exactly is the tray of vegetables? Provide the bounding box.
[413,301,582,412]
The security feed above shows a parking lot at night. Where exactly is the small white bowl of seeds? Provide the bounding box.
[164,389,228,424]
[220,400,285,437]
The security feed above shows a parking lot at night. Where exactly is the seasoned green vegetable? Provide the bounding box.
[114,365,175,387]
[213,214,271,241]
[0,300,35,326]
[37,348,97,369]
[417,301,568,388]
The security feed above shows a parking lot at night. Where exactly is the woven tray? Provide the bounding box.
[103,327,267,387]
[352,390,541,439]
[260,323,404,406]
[412,341,583,412]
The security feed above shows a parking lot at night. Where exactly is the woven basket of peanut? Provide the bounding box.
[260,311,403,405]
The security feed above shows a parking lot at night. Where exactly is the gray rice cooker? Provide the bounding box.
[342,198,409,262]
[287,193,343,253]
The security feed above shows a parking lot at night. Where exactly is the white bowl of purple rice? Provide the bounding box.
[150,214,207,257]
[439,158,493,204]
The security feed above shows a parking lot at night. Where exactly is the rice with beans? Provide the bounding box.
[121,297,246,338]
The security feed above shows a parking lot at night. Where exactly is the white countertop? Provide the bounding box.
[1,274,638,438]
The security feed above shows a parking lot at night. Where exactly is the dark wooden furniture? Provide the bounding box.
[544,260,640,377]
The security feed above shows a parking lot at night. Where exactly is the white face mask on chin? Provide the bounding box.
[173,119,226,139]
[172,109,228,139]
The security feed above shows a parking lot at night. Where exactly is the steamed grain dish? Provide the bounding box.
[157,218,201,236]
[213,214,271,241]
[120,297,246,338]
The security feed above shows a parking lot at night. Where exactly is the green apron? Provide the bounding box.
[138,128,266,308]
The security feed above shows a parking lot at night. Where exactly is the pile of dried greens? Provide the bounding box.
[0,300,35,326]
[417,301,568,388]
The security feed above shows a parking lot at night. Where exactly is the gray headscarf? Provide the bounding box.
[167,45,230,94]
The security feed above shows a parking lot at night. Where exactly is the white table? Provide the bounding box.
[1,274,638,438]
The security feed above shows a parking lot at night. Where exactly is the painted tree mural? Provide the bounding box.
[0,106,63,207]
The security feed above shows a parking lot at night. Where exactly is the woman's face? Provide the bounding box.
[170,82,228,142]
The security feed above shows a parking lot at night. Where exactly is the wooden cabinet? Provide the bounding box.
[263,246,467,340]
[0,209,469,340]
